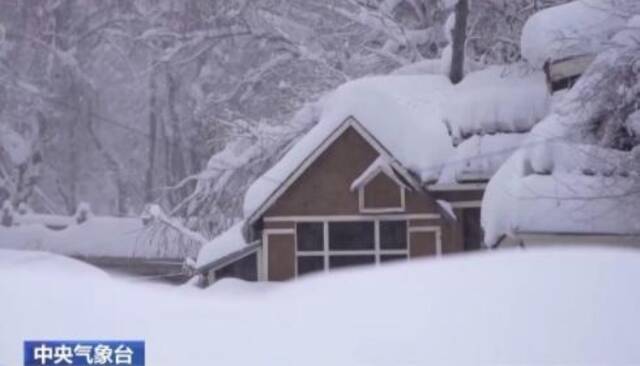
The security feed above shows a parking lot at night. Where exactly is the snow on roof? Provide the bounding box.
[521,0,628,68]
[436,199,457,221]
[482,39,640,245]
[243,75,455,220]
[350,156,408,191]
[0,216,198,259]
[438,133,527,184]
[482,163,640,245]
[444,65,550,142]
[196,222,249,268]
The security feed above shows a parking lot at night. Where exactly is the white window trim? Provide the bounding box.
[358,185,406,214]
[408,226,443,256]
[261,216,444,281]
[427,183,487,192]
[293,219,411,278]
[263,213,441,222]
[261,228,296,282]
[450,200,482,208]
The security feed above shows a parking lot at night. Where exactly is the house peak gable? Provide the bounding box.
[245,116,420,224]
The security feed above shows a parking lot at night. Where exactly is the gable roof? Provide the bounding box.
[243,75,455,223]
[350,156,410,192]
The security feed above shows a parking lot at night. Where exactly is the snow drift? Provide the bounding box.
[2,248,640,365]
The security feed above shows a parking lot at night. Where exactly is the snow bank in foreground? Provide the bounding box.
[243,75,455,219]
[521,0,628,68]
[2,247,640,365]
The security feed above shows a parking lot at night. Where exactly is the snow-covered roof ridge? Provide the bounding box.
[521,0,629,68]
[243,75,455,221]
[443,65,550,143]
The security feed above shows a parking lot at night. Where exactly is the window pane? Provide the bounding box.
[380,220,407,249]
[329,255,375,269]
[380,254,408,263]
[329,221,374,250]
[297,256,324,276]
[296,222,324,251]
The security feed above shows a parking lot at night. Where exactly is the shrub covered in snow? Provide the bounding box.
[74,202,93,224]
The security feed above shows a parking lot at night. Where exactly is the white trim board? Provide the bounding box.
[450,201,482,208]
[358,185,406,213]
[350,157,410,191]
[427,182,487,191]
[247,116,422,225]
[408,226,442,256]
[263,213,441,222]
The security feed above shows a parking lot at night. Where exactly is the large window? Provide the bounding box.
[328,221,374,250]
[297,256,324,276]
[295,219,408,277]
[380,220,407,249]
[329,255,375,269]
[297,222,324,251]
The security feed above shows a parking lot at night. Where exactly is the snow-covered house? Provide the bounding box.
[482,2,640,248]
[197,75,462,283]
[195,67,550,284]
[431,65,549,247]
[521,1,628,93]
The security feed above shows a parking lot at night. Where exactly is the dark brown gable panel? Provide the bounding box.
[409,231,437,257]
[265,126,378,216]
[263,124,441,218]
[362,172,403,210]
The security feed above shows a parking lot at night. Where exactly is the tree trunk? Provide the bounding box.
[449,0,469,84]
[145,68,159,203]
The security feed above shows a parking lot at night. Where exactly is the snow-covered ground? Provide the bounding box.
[2,248,640,365]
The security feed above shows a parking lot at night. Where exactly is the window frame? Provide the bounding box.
[358,170,406,214]
[293,218,411,277]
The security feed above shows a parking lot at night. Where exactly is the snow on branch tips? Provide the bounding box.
[143,204,208,247]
